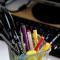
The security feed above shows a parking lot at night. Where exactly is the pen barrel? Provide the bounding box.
[20,32,26,53]
[27,31,34,50]
[34,36,44,51]
[21,25,29,51]
[33,30,38,47]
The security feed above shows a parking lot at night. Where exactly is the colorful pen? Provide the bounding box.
[33,30,38,47]
[27,30,34,50]
[20,31,26,53]
[34,36,44,51]
[21,24,29,51]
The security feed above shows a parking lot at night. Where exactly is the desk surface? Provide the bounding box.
[12,7,60,28]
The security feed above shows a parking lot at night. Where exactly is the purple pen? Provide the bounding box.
[20,24,29,51]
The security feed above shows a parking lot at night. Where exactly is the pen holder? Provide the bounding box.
[19,49,51,60]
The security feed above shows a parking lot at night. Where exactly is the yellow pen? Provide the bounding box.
[33,30,38,47]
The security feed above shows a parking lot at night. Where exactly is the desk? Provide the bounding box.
[12,7,60,28]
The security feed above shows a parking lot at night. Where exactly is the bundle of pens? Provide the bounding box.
[19,24,58,60]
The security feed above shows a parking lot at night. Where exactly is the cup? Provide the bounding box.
[20,49,51,60]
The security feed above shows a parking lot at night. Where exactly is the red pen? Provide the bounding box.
[34,36,44,51]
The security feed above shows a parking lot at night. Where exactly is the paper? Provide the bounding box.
[0,40,10,60]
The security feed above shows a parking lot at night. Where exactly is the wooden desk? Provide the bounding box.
[12,7,60,28]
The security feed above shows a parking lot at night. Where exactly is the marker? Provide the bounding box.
[27,30,34,50]
[34,36,44,51]
[21,24,29,51]
[20,31,26,53]
[33,30,38,47]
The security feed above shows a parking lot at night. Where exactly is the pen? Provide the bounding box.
[34,36,44,51]
[40,34,60,52]
[21,24,29,51]
[33,30,38,47]
[27,30,34,50]
[20,31,26,53]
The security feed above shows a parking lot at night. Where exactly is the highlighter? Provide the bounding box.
[21,24,29,51]
[20,31,26,53]
[34,36,44,51]
[27,30,34,50]
[33,30,38,47]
